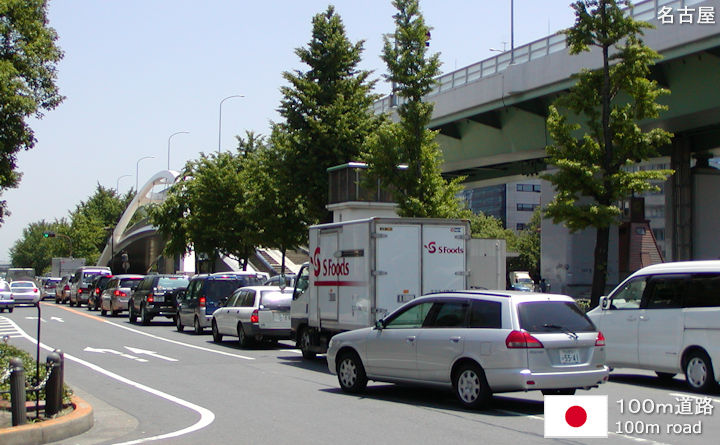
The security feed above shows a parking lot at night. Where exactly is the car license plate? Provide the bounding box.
[274,313,289,322]
[154,296,164,302]
[559,349,580,365]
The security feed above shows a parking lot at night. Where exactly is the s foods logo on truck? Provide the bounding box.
[424,241,465,255]
[312,247,350,278]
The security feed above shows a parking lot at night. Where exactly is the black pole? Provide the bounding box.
[45,352,62,416]
[9,357,27,426]
[35,301,41,418]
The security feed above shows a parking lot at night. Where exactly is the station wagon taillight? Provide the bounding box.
[114,290,126,297]
[595,331,606,347]
[250,309,259,324]
[147,294,154,303]
[199,296,206,307]
[505,330,544,349]
[78,288,83,294]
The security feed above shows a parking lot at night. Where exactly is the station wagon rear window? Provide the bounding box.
[260,291,292,310]
[518,301,596,333]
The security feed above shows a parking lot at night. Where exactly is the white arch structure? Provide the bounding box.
[97,170,180,267]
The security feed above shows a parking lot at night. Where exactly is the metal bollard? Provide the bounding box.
[45,352,62,416]
[9,357,27,426]
[55,349,64,413]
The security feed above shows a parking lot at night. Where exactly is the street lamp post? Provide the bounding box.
[116,174,132,194]
[167,131,189,170]
[218,95,243,153]
[136,156,156,192]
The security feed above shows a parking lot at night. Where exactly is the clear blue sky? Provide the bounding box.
[0,0,578,262]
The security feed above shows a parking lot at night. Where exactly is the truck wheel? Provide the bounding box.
[336,351,367,393]
[175,315,185,332]
[298,327,316,360]
[212,321,223,343]
[453,362,492,409]
[685,350,717,393]
[140,305,151,326]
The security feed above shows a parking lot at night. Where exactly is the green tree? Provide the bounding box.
[543,0,673,306]
[362,0,464,218]
[275,6,383,226]
[68,185,134,264]
[150,151,259,271]
[10,219,70,273]
[507,208,541,280]
[0,0,64,225]
[242,135,306,273]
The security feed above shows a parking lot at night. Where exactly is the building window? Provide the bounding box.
[653,228,665,241]
[516,184,541,192]
[517,203,538,212]
[516,223,526,231]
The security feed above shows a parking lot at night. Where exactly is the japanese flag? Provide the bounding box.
[544,395,608,438]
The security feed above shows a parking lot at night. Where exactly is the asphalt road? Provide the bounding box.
[1,302,718,445]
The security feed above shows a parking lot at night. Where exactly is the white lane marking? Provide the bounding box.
[669,392,720,404]
[493,408,673,444]
[280,348,302,354]
[125,346,178,362]
[4,316,215,444]
[84,347,148,363]
[100,318,255,360]
[51,316,64,322]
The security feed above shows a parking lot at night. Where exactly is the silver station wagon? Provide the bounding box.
[327,291,609,409]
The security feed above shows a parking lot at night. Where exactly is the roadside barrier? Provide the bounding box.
[0,349,65,426]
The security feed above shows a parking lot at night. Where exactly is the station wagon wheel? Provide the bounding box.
[685,350,717,393]
[212,321,223,343]
[128,303,137,324]
[237,323,251,348]
[101,308,107,316]
[336,351,367,393]
[175,315,184,332]
[193,317,203,335]
[453,363,492,409]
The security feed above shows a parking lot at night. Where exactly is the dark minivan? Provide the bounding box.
[176,272,266,334]
[129,274,190,325]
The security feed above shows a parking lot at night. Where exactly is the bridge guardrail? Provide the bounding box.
[373,0,705,115]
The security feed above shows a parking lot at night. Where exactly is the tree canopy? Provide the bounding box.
[362,0,464,218]
[543,0,673,305]
[274,6,383,226]
[0,0,64,225]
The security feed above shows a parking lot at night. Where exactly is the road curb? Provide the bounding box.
[0,395,94,445]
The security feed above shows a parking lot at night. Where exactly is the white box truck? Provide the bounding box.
[51,257,86,278]
[291,217,471,359]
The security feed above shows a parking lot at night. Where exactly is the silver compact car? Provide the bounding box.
[327,291,609,409]
[100,274,144,316]
[10,281,40,305]
[0,281,14,313]
[212,286,293,347]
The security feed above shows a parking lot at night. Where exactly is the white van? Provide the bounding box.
[587,260,720,393]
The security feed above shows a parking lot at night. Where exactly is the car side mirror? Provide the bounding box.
[600,296,610,310]
[374,319,384,330]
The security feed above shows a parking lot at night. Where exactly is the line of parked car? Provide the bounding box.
[46,266,300,348]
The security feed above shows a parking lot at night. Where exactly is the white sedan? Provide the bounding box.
[10,280,40,305]
[0,281,14,312]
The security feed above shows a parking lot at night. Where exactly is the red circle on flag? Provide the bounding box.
[565,405,587,428]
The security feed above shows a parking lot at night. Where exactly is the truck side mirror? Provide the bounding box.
[600,296,610,310]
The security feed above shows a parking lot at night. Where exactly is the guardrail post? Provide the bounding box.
[45,351,63,416]
[9,357,27,426]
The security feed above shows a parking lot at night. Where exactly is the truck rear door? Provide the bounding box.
[374,223,422,320]
[422,224,467,293]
